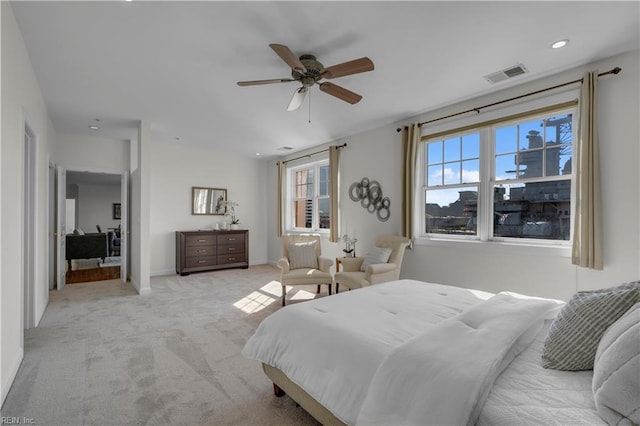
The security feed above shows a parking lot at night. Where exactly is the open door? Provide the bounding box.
[56,165,66,290]
[120,172,128,282]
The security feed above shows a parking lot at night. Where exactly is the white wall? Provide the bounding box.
[53,133,129,173]
[267,49,640,301]
[73,183,121,233]
[1,2,56,404]
[149,141,268,276]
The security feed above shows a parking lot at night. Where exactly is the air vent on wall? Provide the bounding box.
[484,64,529,84]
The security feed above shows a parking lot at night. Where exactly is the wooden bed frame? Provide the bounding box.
[262,363,346,426]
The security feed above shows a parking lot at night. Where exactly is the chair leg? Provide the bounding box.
[316,284,321,294]
[282,286,286,306]
[328,283,332,295]
[335,282,340,294]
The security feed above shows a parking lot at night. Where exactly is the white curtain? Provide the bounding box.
[329,145,341,243]
[402,124,421,240]
[572,71,603,270]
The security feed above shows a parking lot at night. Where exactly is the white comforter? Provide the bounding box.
[242,279,561,425]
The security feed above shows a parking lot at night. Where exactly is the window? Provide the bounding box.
[287,159,330,231]
[421,106,575,244]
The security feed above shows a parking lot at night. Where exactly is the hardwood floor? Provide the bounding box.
[66,266,120,284]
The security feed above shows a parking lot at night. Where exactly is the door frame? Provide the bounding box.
[23,122,37,329]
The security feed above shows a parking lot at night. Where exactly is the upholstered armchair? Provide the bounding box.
[277,234,334,306]
[335,235,411,293]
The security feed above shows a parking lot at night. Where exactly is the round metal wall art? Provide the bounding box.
[349,177,390,222]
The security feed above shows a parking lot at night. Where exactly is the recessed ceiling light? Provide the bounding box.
[88,125,100,130]
[551,39,569,49]
[255,153,261,156]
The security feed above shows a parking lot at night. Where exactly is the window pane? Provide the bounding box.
[496,126,517,154]
[428,164,442,187]
[443,137,460,162]
[543,114,573,146]
[425,187,477,235]
[318,198,330,229]
[546,147,563,176]
[518,148,543,178]
[462,133,480,159]
[520,122,542,149]
[319,165,329,196]
[294,199,312,228]
[443,162,461,185]
[461,159,479,183]
[493,181,571,240]
[295,169,314,198]
[427,141,442,165]
[495,154,518,180]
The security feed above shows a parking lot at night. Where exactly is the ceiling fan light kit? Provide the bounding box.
[237,43,374,111]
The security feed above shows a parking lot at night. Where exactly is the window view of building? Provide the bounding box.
[289,160,330,231]
[424,110,574,241]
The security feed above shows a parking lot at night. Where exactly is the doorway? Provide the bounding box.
[23,124,36,329]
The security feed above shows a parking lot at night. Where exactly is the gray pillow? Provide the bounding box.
[360,246,393,272]
[541,281,639,371]
[288,242,318,270]
[592,303,640,425]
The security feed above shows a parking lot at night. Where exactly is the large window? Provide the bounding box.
[422,106,575,243]
[287,159,330,231]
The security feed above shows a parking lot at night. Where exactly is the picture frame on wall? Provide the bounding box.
[113,203,121,220]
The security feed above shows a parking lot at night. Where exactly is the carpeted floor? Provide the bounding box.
[2,265,323,425]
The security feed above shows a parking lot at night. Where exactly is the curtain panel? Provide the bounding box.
[402,124,421,240]
[276,160,285,238]
[572,71,603,270]
[329,145,341,243]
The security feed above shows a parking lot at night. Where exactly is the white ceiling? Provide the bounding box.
[10,1,640,159]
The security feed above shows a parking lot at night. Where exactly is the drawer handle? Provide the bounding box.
[197,239,207,242]
[197,249,206,253]
[228,247,236,251]
[197,260,207,264]
[228,238,236,241]
[228,257,236,261]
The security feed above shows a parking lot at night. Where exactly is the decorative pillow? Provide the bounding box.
[288,242,318,270]
[75,227,85,235]
[592,303,639,426]
[360,246,393,272]
[541,281,639,371]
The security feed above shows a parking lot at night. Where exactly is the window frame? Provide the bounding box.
[285,157,330,234]
[415,91,579,254]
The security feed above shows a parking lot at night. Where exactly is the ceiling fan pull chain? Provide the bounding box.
[308,88,312,124]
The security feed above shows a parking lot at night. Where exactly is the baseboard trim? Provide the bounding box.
[1,347,24,406]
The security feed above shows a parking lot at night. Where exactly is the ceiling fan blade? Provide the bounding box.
[237,78,294,86]
[270,44,307,73]
[287,86,308,111]
[319,82,362,104]
[322,57,374,79]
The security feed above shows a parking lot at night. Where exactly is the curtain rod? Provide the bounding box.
[280,143,347,165]
[396,66,621,132]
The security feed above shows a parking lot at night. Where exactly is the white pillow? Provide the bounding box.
[360,246,393,272]
[75,227,85,235]
[592,303,640,425]
[288,242,318,270]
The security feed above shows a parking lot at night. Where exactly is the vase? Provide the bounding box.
[230,224,239,230]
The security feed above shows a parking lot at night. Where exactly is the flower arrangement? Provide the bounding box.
[221,201,240,224]
[342,234,358,257]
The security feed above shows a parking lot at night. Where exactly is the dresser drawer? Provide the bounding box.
[217,233,244,245]
[185,255,216,268]
[186,234,217,246]
[185,245,216,257]
[217,242,244,255]
[217,253,247,264]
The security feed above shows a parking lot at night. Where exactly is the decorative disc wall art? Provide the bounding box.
[349,177,390,222]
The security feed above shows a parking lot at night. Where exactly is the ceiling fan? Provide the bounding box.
[237,44,374,111]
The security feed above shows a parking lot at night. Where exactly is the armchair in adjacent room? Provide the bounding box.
[108,229,121,256]
[335,234,411,293]
[277,234,334,306]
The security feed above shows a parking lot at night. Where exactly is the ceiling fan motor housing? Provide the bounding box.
[292,54,324,86]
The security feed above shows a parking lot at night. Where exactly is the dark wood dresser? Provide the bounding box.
[175,230,249,275]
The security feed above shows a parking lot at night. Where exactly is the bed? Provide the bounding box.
[242,279,639,426]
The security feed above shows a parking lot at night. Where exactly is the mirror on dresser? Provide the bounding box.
[192,187,226,215]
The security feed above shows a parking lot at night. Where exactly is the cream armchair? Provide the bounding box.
[335,235,411,293]
[277,234,334,306]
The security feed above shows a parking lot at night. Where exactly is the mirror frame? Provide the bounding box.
[192,187,227,215]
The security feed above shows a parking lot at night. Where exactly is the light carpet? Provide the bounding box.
[1,265,322,425]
